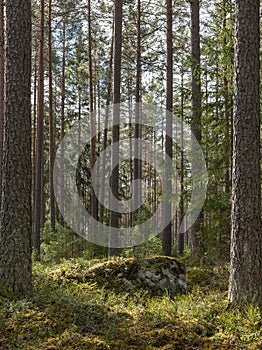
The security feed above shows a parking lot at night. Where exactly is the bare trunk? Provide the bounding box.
[48,0,56,232]
[0,0,32,295]
[228,0,262,307]
[88,0,98,224]
[33,0,45,259]
[178,66,185,256]
[100,16,114,223]
[0,0,4,201]
[109,0,123,255]
[134,0,142,225]
[162,0,173,256]
[190,0,203,257]
[60,16,66,227]
[32,41,38,224]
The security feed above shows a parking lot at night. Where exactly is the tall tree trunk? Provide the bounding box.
[100,16,114,223]
[33,0,45,259]
[134,0,142,225]
[88,0,98,223]
[190,0,203,257]
[178,65,185,256]
[0,0,32,295]
[222,0,232,248]
[0,0,4,202]
[32,40,38,226]
[60,16,66,227]
[162,0,173,256]
[223,0,230,195]
[48,0,56,232]
[228,0,262,306]
[109,0,123,255]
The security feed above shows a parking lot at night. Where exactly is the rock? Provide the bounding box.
[84,256,186,297]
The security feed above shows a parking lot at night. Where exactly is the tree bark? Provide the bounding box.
[134,0,142,225]
[190,0,203,257]
[228,0,262,306]
[0,0,4,203]
[88,0,98,223]
[109,0,123,254]
[48,0,56,232]
[32,39,38,229]
[60,16,66,227]
[178,65,185,256]
[100,17,114,223]
[162,0,173,256]
[33,0,45,259]
[0,0,32,295]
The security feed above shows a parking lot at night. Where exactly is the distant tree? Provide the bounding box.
[228,0,262,306]
[134,0,142,226]
[109,0,123,254]
[60,14,66,226]
[88,0,98,223]
[48,0,56,233]
[162,0,173,256]
[33,0,45,259]
[179,61,185,254]
[189,0,203,257]
[0,0,32,295]
[100,16,114,223]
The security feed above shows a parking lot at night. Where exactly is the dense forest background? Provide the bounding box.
[28,0,234,262]
[0,0,262,348]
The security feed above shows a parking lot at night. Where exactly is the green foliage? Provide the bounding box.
[124,237,163,258]
[0,259,262,349]
[40,223,107,263]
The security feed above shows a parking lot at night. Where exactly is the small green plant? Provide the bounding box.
[1,259,262,349]
[40,222,107,263]
[246,305,261,330]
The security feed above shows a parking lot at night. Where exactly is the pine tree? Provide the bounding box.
[162,0,173,256]
[190,0,203,257]
[33,0,45,259]
[109,0,123,254]
[48,0,56,233]
[228,0,262,306]
[0,0,32,295]
[0,0,4,201]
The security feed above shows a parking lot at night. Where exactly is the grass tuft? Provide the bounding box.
[0,258,261,349]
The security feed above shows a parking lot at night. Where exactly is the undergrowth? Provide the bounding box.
[0,258,261,349]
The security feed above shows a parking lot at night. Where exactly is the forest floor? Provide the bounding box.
[0,258,261,349]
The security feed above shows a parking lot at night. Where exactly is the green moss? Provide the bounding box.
[186,266,229,292]
[47,256,186,297]
[0,259,261,350]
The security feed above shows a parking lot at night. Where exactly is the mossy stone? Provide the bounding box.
[83,256,186,297]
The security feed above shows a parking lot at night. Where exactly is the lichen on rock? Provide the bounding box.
[84,256,186,297]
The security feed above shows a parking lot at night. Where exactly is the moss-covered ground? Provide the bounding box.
[0,258,261,349]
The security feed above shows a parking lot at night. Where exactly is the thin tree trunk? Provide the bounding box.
[134,0,142,225]
[33,0,45,259]
[109,0,123,255]
[60,16,66,227]
[190,0,203,257]
[48,0,56,232]
[88,0,98,223]
[162,0,173,256]
[100,16,114,223]
[32,40,38,223]
[178,65,185,256]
